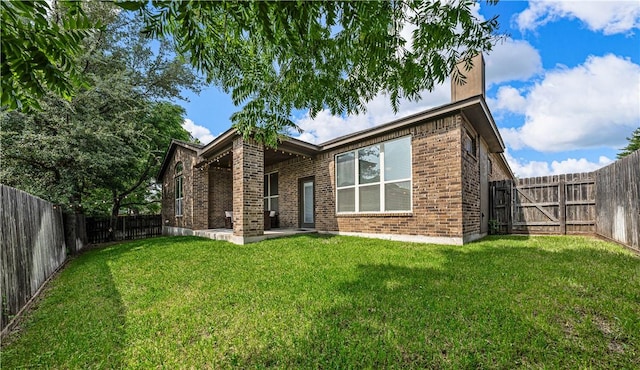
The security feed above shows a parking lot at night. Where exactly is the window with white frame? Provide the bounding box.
[264,172,279,211]
[175,162,184,216]
[464,129,477,157]
[336,136,412,213]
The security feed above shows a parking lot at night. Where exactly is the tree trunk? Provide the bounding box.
[109,192,121,241]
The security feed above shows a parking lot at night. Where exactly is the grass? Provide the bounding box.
[1,235,639,368]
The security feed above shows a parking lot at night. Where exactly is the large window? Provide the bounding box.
[336,136,412,213]
[264,172,279,211]
[175,162,184,216]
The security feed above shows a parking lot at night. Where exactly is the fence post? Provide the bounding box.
[508,180,514,234]
[558,180,566,235]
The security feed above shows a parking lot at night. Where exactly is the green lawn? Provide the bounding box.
[2,235,639,368]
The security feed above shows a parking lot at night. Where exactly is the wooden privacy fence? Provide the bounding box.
[489,173,595,235]
[595,150,639,250]
[86,215,162,244]
[1,185,67,332]
[490,150,639,250]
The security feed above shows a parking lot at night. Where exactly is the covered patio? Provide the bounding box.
[196,133,319,244]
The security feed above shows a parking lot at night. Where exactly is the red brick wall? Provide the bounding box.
[192,165,209,229]
[165,112,511,242]
[461,120,481,237]
[161,146,198,228]
[232,137,264,237]
[267,115,465,238]
[265,157,316,228]
[488,153,512,182]
[208,167,233,228]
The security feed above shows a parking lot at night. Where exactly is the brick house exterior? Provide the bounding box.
[158,55,514,244]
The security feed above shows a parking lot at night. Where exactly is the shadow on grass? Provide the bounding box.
[3,236,638,368]
[243,239,640,368]
[0,239,170,368]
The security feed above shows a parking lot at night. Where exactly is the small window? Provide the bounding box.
[264,172,279,211]
[464,129,477,157]
[175,162,184,216]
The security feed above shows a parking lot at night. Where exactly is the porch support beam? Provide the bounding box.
[232,136,264,239]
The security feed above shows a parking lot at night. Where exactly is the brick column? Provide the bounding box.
[232,137,264,241]
[192,165,209,229]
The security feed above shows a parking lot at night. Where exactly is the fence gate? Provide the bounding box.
[490,173,596,235]
[489,180,512,234]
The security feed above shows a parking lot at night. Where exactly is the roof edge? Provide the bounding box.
[319,96,485,151]
[157,139,201,181]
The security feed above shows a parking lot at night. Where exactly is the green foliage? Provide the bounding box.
[123,0,501,146]
[3,1,500,145]
[617,127,640,159]
[488,219,501,234]
[2,235,638,368]
[1,1,95,111]
[0,3,201,216]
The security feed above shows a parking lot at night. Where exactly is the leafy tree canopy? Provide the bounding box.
[3,0,501,146]
[1,2,201,218]
[617,127,640,158]
[129,0,501,145]
[1,1,94,110]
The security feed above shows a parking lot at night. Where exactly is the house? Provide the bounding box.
[157,54,514,245]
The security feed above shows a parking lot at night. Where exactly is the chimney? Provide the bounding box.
[451,53,485,102]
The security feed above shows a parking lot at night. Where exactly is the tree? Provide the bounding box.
[617,127,640,158]
[126,0,501,145]
[1,3,200,228]
[4,1,501,145]
[1,1,95,110]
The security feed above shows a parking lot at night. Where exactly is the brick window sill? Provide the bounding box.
[336,212,413,218]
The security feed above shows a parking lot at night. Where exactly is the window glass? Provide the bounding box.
[264,172,279,210]
[385,181,411,211]
[335,136,412,213]
[464,130,477,156]
[359,185,380,212]
[336,152,355,187]
[384,137,411,181]
[337,188,355,212]
[175,162,183,174]
[303,182,313,223]
[264,175,269,196]
[175,176,183,198]
[358,145,380,184]
[175,175,184,216]
[270,173,279,195]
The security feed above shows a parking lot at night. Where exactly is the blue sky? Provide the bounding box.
[178,1,640,177]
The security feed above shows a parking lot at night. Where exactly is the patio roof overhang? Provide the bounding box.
[196,129,321,169]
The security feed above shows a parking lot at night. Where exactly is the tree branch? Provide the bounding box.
[118,155,157,199]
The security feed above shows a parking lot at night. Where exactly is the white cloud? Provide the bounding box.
[485,39,542,85]
[490,86,528,114]
[516,0,640,35]
[550,155,613,174]
[295,2,534,144]
[494,54,640,152]
[295,83,451,144]
[505,150,613,177]
[182,118,215,144]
